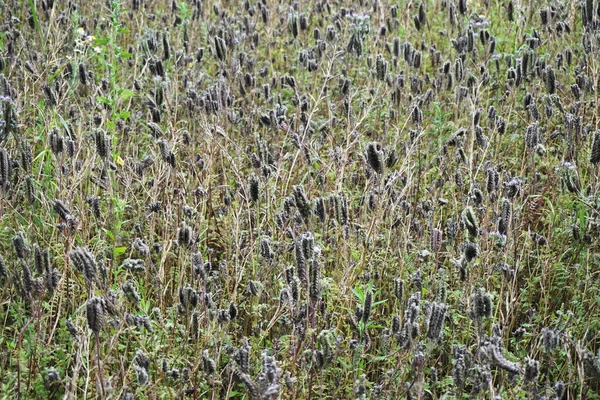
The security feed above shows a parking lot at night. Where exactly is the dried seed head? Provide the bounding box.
[86,196,101,219]
[524,358,539,382]
[462,242,479,262]
[69,247,97,285]
[293,184,312,220]
[490,344,521,374]
[362,289,373,324]
[248,174,260,203]
[376,54,387,81]
[48,128,64,155]
[238,372,259,399]
[590,130,600,164]
[86,296,106,332]
[79,63,88,85]
[545,67,556,94]
[365,142,384,174]
[542,327,559,353]
[470,288,492,321]
[94,130,110,159]
[229,301,238,320]
[202,350,216,375]
[427,302,447,341]
[392,315,401,335]
[52,199,73,223]
[498,198,512,236]
[431,228,443,253]
[0,147,11,191]
[315,197,326,223]
[12,232,28,259]
[462,206,479,238]
[309,258,321,302]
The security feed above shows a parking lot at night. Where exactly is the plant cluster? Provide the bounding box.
[1,0,600,398]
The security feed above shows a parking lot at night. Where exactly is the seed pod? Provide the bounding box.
[524,358,539,383]
[375,54,387,81]
[525,122,539,150]
[462,206,479,238]
[391,316,401,336]
[238,372,259,399]
[86,196,101,218]
[86,296,106,332]
[52,199,72,222]
[393,278,404,302]
[49,128,64,155]
[122,280,141,304]
[315,197,326,223]
[293,184,311,220]
[412,105,423,125]
[295,239,307,286]
[427,302,447,341]
[229,301,238,320]
[79,63,88,85]
[202,350,216,375]
[591,131,600,164]
[362,289,373,324]
[0,255,7,281]
[177,222,194,248]
[42,84,57,107]
[162,32,170,60]
[486,167,499,196]
[69,247,97,285]
[498,198,512,236]
[585,0,594,25]
[490,344,521,374]
[470,288,492,321]
[248,175,259,203]
[431,228,443,253]
[462,242,479,263]
[545,67,556,94]
[94,130,110,159]
[541,327,559,353]
[473,108,482,127]
[288,13,299,38]
[12,232,28,259]
[309,258,321,302]
[540,8,549,25]
[365,142,383,174]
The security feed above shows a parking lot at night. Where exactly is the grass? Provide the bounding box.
[0,0,600,398]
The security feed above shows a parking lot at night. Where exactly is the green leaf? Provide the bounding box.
[96,96,114,106]
[351,286,364,302]
[116,111,130,119]
[94,37,110,45]
[119,89,135,101]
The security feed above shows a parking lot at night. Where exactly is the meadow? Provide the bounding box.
[0,0,600,398]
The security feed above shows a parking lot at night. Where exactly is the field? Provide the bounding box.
[1,0,600,398]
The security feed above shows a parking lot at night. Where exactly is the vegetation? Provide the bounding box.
[1,0,600,398]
